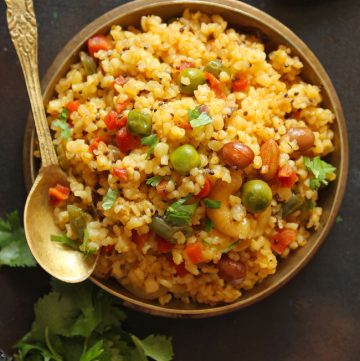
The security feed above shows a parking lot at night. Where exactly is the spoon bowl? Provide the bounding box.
[5,0,97,282]
[24,166,97,282]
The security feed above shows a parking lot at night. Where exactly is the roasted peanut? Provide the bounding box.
[287,127,315,152]
[218,255,247,286]
[220,142,254,169]
[260,139,280,180]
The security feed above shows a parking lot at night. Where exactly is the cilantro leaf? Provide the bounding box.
[79,340,104,361]
[189,112,212,128]
[15,342,57,361]
[203,199,221,209]
[303,156,336,190]
[164,196,198,226]
[0,211,36,268]
[131,335,174,361]
[102,188,119,210]
[52,119,71,140]
[29,291,78,341]
[146,176,164,187]
[188,106,212,128]
[141,134,159,158]
[204,218,215,232]
[51,108,71,140]
[51,234,79,250]
[59,337,85,361]
[188,107,201,121]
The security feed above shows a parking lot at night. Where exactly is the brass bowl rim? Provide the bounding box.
[23,0,348,318]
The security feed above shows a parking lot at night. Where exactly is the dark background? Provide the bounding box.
[0,0,359,360]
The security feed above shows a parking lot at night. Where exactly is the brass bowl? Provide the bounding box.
[23,0,348,318]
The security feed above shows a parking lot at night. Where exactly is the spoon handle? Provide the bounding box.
[5,0,58,167]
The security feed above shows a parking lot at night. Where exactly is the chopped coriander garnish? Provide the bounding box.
[51,234,79,250]
[203,199,221,209]
[141,134,159,158]
[164,196,198,226]
[102,188,119,210]
[222,239,240,253]
[52,108,71,140]
[52,119,71,139]
[303,156,336,190]
[188,106,212,128]
[146,175,164,187]
[204,218,215,232]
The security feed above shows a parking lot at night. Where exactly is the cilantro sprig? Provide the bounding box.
[0,211,36,268]
[188,106,212,128]
[164,196,198,226]
[13,281,174,361]
[303,156,336,190]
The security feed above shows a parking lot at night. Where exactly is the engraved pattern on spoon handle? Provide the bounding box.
[5,0,58,167]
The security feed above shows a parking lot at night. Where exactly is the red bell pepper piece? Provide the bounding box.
[48,184,70,206]
[116,127,140,153]
[87,35,112,57]
[270,229,297,255]
[195,177,212,199]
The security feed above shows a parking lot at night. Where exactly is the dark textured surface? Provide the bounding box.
[0,0,359,359]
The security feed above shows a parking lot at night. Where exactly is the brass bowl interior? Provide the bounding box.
[23,0,348,318]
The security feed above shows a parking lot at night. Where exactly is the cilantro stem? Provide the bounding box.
[44,327,63,361]
[81,336,89,359]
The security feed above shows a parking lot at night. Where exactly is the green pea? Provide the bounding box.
[242,180,272,213]
[170,144,200,174]
[204,60,231,78]
[127,109,152,136]
[178,68,206,95]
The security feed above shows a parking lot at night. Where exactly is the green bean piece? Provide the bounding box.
[80,51,97,75]
[67,205,91,239]
[150,216,192,243]
[282,193,304,218]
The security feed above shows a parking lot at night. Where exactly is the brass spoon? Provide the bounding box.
[5,0,97,282]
